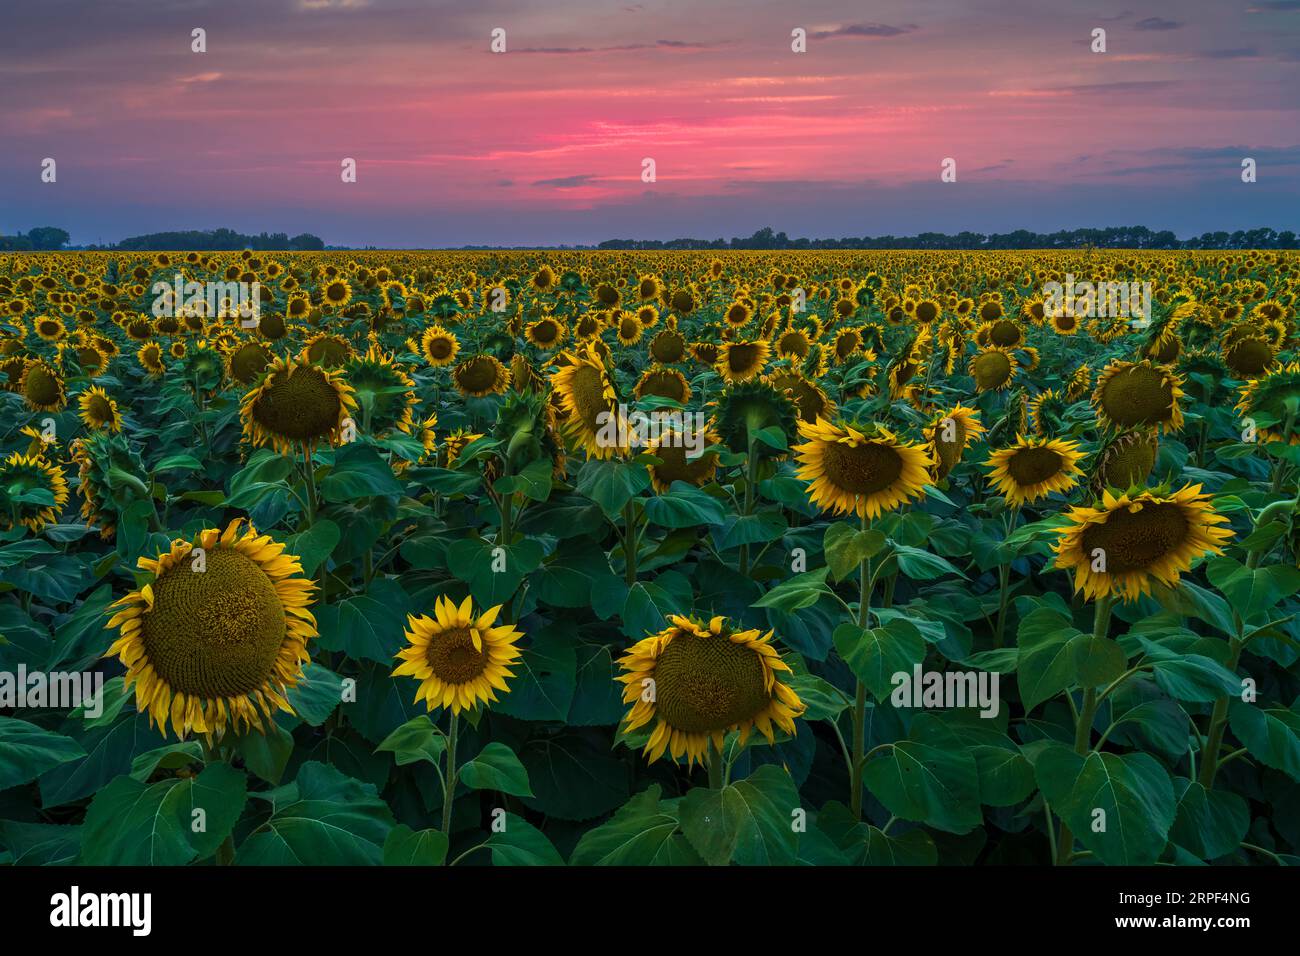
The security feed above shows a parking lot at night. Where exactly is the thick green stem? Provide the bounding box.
[440,711,460,845]
[707,742,723,790]
[1055,595,1112,864]
[849,510,872,820]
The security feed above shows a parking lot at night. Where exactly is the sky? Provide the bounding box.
[1,0,1298,247]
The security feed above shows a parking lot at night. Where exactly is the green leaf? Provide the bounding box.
[753,567,830,611]
[575,459,650,517]
[679,764,801,866]
[823,522,886,583]
[80,761,247,865]
[569,786,700,865]
[890,544,965,580]
[492,622,578,722]
[238,762,394,865]
[643,482,726,528]
[485,813,564,865]
[0,717,86,789]
[862,738,982,834]
[1017,607,1082,712]
[1170,781,1248,860]
[1140,640,1241,703]
[1228,700,1300,780]
[286,519,341,577]
[459,742,534,797]
[376,716,447,767]
[1071,635,1127,687]
[383,825,449,866]
[833,620,926,701]
[1036,746,1176,865]
[1208,556,1300,622]
[319,443,404,502]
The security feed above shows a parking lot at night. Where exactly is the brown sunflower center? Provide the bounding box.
[1225,338,1273,376]
[230,343,271,383]
[1098,365,1175,427]
[141,548,286,699]
[456,356,499,392]
[651,331,686,363]
[639,370,687,402]
[973,351,1012,389]
[24,365,60,405]
[653,632,770,733]
[86,394,114,423]
[821,439,905,496]
[1006,446,1063,486]
[1080,502,1189,574]
[426,335,454,360]
[251,365,342,441]
[425,626,488,684]
[568,363,613,428]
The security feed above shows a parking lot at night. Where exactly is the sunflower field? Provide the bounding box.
[1,248,1299,868]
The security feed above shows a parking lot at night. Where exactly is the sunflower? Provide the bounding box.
[552,342,623,458]
[616,614,804,768]
[104,518,318,740]
[392,595,523,714]
[240,356,358,455]
[646,425,720,493]
[1053,485,1232,602]
[35,315,67,342]
[794,419,933,519]
[525,315,566,350]
[226,340,273,385]
[452,353,509,398]
[321,277,352,308]
[924,403,985,479]
[77,385,123,433]
[20,359,67,412]
[714,378,798,458]
[615,311,643,346]
[985,435,1085,505]
[1050,311,1080,335]
[716,339,770,383]
[649,327,687,364]
[1236,361,1300,444]
[0,452,69,532]
[345,343,417,437]
[768,368,834,425]
[723,300,753,329]
[420,324,460,367]
[1090,430,1159,496]
[636,274,664,301]
[137,342,166,377]
[969,346,1018,392]
[774,328,811,360]
[1222,335,1276,379]
[634,365,691,404]
[1092,359,1185,434]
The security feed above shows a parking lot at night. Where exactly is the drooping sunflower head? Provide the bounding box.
[393,596,523,715]
[649,327,687,364]
[240,355,358,455]
[0,452,69,533]
[77,385,123,433]
[1053,484,1232,602]
[923,403,985,479]
[1236,361,1300,444]
[137,342,166,377]
[344,343,416,437]
[452,353,509,398]
[969,346,1018,393]
[768,367,835,425]
[1221,334,1277,379]
[616,614,804,768]
[20,359,67,412]
[552,341,623,459]
[301,332,353,368]
[794,418,934,519]
[1092,359,1185,434]
[716,339,771,384]
[985,434,1085,506]
[104,518,319,740]
[634,365,692,404]
[713,378,798,459]
[1089,429,1159,497]
[646,423,720,493]
[420,324,460,368]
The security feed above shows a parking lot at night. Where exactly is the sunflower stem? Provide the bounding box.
[849,510,873,820]
[622,499,637,586]
[440,711,460,844]
[1055,594,1113,864]
[707,742,723,790]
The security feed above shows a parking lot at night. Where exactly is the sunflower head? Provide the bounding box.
[985,435,1085,506]
[240,355,358,455]
[969,346,1018,393]
[0,452,69,533]
[393,596,523,714]
[1053,484,1232,602]
[345,343,416,437]
[714,378,798,459]
[420,324,460,367]
[552,341,624,459]
[794,418,934,519]
[616,614,804,768]
[1092,359,1185,434]
[452,353,509,399]
[924,403,985,479]
[1236,361,1300,444]
[77,385,123,433]
[104,518,319,739]
[1090,429,1159,497]
[20,359,67,412]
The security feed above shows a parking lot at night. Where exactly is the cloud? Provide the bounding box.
[1134,17,1181,30]
[811,23,918,40]
[1198,47,1259,59]
[532,174,599,189]
[514,39,715,54]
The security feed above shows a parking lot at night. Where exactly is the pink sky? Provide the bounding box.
[2,0,1297,245]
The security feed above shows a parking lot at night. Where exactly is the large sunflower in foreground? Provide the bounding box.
[616,614,804,768]
[793,419,933,519]
[0,452,69,532]
[985,435,1085,505]
[241,356,357,454]
[1053,484,1232,602]
[104,518,318,739]
[1092,359,1185,434]
[393,595,523,714]
[552,341,624,459]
